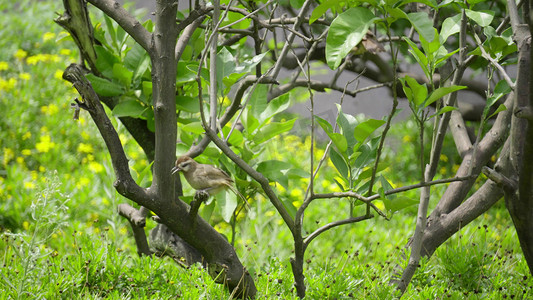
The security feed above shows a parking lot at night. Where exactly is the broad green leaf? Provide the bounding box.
[103,14,118,51]
[400,75,428,106]
[234,52,268,74]
[419,28,442,58]
[222,125,244,146]
[436,106,457,116]
[309,0,338,24]
[407,12,435,42]
[400,0,437,8]
[253,119,296,144]
[125,43,150,84]
[330,147,349,180]
[216,47,236,88]
[112,99,146,117]
[465,9,494,27]
[315,116,347,152]
[249,85,268,122]
[336,104,358,150]
[487,80,512,108]
[181,122,205,134]
[243,109,260,136]
[354,119,386,142]
[425,85,466,107]
[142,81,152,98]
[176,95,199,113]
[257,160,290,189]
[383,196,418,212]
[260,94,290,123]
[112,63,133,87]
[331,132,348,153]
[440,14,461,42]
[86,73,125,97]
[326,7,378,69]
[488,104,507,119]
[94,45,119,78]
[217,191,237,223]
[315,116,333,134]
[404,38,430,78]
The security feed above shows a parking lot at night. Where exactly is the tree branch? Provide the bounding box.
[303,215,374,249]
[86,0,152,52]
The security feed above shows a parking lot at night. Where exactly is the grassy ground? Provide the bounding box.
[1,1,532,299]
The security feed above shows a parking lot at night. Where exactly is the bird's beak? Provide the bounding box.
[171,166,181,174]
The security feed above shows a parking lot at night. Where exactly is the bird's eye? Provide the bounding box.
[181,162,189,168]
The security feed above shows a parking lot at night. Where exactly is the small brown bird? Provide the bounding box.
[171,156,248,205]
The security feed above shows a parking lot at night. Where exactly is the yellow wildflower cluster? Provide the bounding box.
[36,135,56,153]
[0,78,17,92]
[41,104,59,116]
[0,61,8,71]
[26,54,61,65]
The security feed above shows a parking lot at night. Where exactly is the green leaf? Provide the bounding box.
[330,147,349,180]
[253,119,296,144]
[326,7,378,69]
[112,99,146,117]
[257,160,290,189]
[315,115,333,134]
[354,119,386,142]
[259,94,290,123]
[407,12,435,42]
[176,95,200,113]
[425,85,466,107]
[222,125,244,146]
[488,104,507,119]
[309,0,338,24]
[86,73,125,97]
[181,122,205,134]
[112,63,133,87]
[436,106,457,116]
[404,38,430,78]
[249,85,268,123]
[336,104,358,150]
[440,14,461,42]
[315,116,347,152]
[465,9,494,27]
[400,75,428,106]
[383,196,418,212]
[487,80,512,108]
[217,191,237,223]
[94,45,119,78]
[216,47,236,87]
[124,43,150,84]
[234,52,268,74]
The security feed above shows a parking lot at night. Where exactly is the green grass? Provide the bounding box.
[1,1,532,299]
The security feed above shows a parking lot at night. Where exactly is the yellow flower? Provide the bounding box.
[19,73,31,81]
[39,166,46,172]
[59,49,71,56]
[14,49,28,60]
[0,61,8,71]
[22,132,31,140]
[88,161,104,173]
[23,221,30,230]
[54,69,64,80]
[24,181,35,189]
[21,149,31,156]
[31,171,38,180]
[16,157,24,164]
[402,135,413,143]
[439,167,447,175]
[36,135,56,153]
[77,143,94,154]
[440,154,448,163]
[43,32,56,42]
[76,177,90,189]
[3,147,14,165]
[0,78,17,92]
